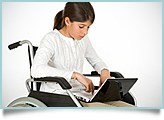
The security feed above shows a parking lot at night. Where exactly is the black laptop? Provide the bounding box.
[74,78,138,102]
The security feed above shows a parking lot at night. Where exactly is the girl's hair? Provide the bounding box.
[53,2,95,30]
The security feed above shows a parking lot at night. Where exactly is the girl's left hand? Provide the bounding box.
[99,69,111,88]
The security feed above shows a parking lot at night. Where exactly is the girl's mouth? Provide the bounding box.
[79,35,84,38]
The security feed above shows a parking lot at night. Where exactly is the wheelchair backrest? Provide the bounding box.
[28,46,38,69]
[28,46,41,91]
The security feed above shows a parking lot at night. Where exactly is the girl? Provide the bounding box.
[31,2,135,107]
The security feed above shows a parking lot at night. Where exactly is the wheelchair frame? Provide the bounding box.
[7,40,137,107]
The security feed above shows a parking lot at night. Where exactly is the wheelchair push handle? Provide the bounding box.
[8,41,21,50]
[8,40,34,65]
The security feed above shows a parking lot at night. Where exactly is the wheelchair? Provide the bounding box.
[7,40,137,107]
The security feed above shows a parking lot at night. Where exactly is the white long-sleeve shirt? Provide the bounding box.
[31,29,108,94]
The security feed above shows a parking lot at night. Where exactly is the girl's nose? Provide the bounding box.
[83,28,88,35]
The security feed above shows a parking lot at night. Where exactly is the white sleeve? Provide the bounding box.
[31,34,73,81]
[84,36,109,74]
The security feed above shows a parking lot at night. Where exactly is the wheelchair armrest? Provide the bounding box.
[84,71,124,78]
[33,77,72,90]
[83,71,100,77]
[110,72,124,78]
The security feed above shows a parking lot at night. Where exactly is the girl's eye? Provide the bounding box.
[79,26,84,29]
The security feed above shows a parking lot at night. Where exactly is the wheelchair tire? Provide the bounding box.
[7,97,47,107]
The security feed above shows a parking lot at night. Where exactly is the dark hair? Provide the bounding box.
[53,2,95,30]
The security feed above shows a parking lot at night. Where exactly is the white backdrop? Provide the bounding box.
[2,2,162,108]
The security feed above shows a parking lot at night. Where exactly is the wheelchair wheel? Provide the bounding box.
[7,97,47,107]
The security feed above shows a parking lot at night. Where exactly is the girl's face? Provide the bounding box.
[65,17,92,40]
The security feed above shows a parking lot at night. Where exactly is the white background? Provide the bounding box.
[2,1,162,110]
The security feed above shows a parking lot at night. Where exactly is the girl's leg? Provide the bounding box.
[80,101,114,107]
[104,101,136,107]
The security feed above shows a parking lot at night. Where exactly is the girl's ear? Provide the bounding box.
[65,17,71,26]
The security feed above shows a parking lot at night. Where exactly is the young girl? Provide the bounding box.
[31,2,135,107]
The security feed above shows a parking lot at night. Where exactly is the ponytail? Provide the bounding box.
[53,10,65,30]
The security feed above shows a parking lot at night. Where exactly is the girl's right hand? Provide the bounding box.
[72,72,94,95]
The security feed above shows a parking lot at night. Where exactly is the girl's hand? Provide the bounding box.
[99,69,111,88]
[72,72,94,95]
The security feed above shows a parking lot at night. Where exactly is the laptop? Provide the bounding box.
[74,78,138,102]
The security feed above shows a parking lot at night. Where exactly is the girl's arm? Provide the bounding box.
[71,72,95,95]
[84,36,111,87]
[99,69,111,88]
[31,34,73,81]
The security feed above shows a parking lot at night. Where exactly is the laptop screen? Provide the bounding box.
[91,78,138,102]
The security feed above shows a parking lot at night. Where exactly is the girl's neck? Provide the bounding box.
[59,27,73,39]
